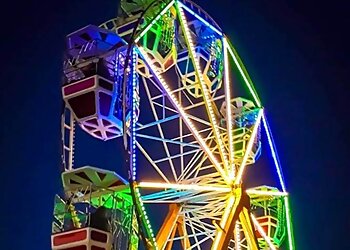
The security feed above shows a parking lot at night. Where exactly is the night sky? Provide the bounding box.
[1,0,348,249]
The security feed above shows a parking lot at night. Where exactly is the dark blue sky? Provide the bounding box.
[0,0,348,249]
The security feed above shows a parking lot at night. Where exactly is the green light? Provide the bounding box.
[225,38,262,108]
[135,0,175,43]
[284,197,295,250]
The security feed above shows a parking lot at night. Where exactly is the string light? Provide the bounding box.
[134,186,158,249]
[136,45,230,184]
[261,112,295,250]
[235,109,263,185]
[177,3,230,180]
[129,48,157,249]
[177,1,223,36]
[235,221,241,250]
[138,181,231,192]
[226,41,261,108]
[134,0,175,43]
[284,197,295,250]
[246,189,288,197]
[131,49,138,181]
[223,37,235,179]
[261,112,286,191]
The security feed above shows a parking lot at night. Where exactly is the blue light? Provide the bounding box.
[262,112,287,192]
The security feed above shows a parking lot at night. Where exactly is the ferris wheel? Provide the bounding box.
[51,1,295,250]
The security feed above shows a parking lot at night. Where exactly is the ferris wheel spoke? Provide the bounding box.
[177,2,230,179]
[234,109,263,185]
[182,172,222,185]
[179,153,208,182]
[135,114,179,132]
[229,221,249,250]
[137,46,230,184]
[222,38,235,179]
[142,76,179,181]
[135,141,170,183]
[142,191,193,204]
[135,54,228,182]
[178,149,203,181]
[183,196,227,214]
[177,1,223,36]
[134,0,176,44]
[185,215,203,250]
[185,220,215,240]
[224,39,262,108]
[153,149,201,165]
[179,135,223,182]
[136,133,199,150]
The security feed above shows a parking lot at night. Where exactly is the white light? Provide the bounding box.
[212,195,236,249]
[226,42,261,108]
[136,46,230,184]
[261,112,287,192]
[177,1,223,36]
[235,221,241,250]
[138,181,231,192]
[177,4,230,181]
[223,37,235,179]
[235,109,263,185]
[134,0,175,43]
[246,189,288,197]
[251,214,277,250]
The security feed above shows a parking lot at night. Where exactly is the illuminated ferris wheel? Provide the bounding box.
[51,1,295,250]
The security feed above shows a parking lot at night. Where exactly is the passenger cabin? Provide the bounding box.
[51,167,137,250]
[248,186,286,248]
[62,25,139,140]
[51,227,112,250]
[220,97,262,165]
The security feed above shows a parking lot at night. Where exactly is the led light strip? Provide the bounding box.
[136,46,230,184]
[223,37,235,180]
[235,221,241,250]
[138,181,231,192]
[134,187,158,249]
[177,3,230,178]
[134,0,175,43]
[261,112,295,250]
[226,41,261,108]
[284,196,295,250]
[129,49,158,249]
[246,189,288,197]
[261,112,286,191]
[177,1,223,36]
[212,195,236,249]
[234,109,263,185]
[131,49,138,181]
[251,214,277,250]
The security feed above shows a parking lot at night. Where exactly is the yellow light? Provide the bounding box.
[223,37,235,180]
[211,195,236,249]
[137,46,230,184]
[177,3,230,180]
[234,109,263,185]
[246,189,288,197]
[138,182,231,192]
[251,214,277,250]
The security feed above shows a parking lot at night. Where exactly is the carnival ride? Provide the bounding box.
[51,0,295,249]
